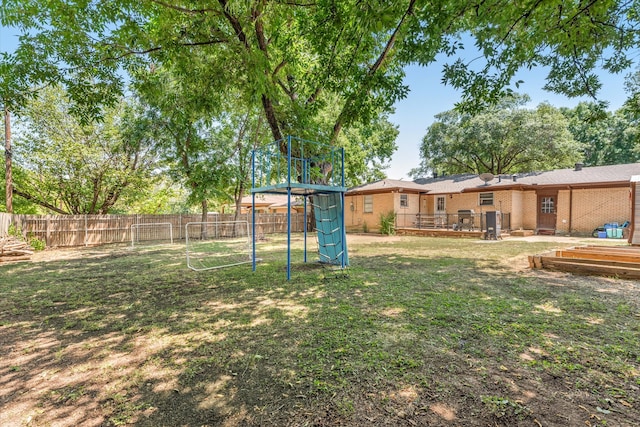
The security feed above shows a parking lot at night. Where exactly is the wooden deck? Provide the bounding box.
[396,227,485,239]
[529,245,640,279]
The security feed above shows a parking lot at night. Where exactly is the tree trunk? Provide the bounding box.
[4,107,13,213]
[234,181,244,223]
[200,199,208,239]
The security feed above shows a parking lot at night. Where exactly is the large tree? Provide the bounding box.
[412,96,582,176]
[130,67,265,219]
[561,102,639,166]
[12,86,159,214]
[2,0,638,155]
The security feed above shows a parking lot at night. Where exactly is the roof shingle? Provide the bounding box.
[350,163,640,194]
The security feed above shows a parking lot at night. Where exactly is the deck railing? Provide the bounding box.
[396,212,511,232]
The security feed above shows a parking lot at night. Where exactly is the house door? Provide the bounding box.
[536,191,557,231]
[435,196,446,214]
[435,196,446,227]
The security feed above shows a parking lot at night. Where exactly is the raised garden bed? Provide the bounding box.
[529,245,640,279]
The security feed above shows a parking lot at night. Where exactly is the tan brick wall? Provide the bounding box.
[423,195,433,213]
[440,191,512,214]
[396,193,420,228]
[567,187,630,234]
[446,193,476,212]
[510,191,524,230]
[518,187,630,234]
[345,194,362,231]
[522,191,537,229]
[555,190,571,234]
[346,192,417,232]
[349,186,631,234]
[418,191,511,229]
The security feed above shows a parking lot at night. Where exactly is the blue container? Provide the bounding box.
[604,222,619,238]
[598,231,607,238]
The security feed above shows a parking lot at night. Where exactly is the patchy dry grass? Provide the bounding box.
[0,235,638,426]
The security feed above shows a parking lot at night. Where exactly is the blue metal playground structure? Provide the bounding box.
[251,136,349,280]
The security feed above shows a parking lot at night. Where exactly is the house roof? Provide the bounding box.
[351,163,640,195]
[346,179,428,195]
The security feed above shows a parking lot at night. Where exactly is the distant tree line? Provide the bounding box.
[411,80,640,178]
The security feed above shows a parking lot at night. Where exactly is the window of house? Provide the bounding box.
[436,196,445,212]
[364,195,373,213]
[400,194,408,208]
[479,192,494,206]
[541,197,554,214]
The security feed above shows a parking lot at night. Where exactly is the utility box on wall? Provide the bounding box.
[486,211,501,240]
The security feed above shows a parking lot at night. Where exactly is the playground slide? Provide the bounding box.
[313,193,349,266]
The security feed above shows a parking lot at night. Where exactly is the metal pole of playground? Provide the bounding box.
[341,147,346,269]
[286,135,292,280]
[302,143,308,264]
[303,194,307,263]
[251,149,257,272]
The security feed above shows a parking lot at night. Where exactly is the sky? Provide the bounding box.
[388,62,630,180]
[1,25,632,181]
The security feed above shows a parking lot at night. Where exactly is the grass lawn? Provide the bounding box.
[1,234,638,426]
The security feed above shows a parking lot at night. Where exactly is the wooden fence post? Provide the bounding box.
[45,215,51,247]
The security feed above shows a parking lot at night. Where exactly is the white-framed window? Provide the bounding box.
[541,197,554,214]
[479,192,494,206]
[364,195,373,213]
[400,194,408,208]
[436,196,446,212]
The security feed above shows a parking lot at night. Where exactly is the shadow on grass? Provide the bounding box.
[1,245,639,426]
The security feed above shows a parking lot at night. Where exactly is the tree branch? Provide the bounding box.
[274,0,316,5]
[147,0,217,14]
[218,0,282,142]
[499,0,545,44]
[13,187,69,214]
[331,0,417,144]
[272,60,287,77]
[306,86,322,105]
[218,0,251,49]
[103,38,228,62]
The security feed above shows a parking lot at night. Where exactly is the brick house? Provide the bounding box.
[346,163,639,236]
[345,179,427,233]
[236,194,305,214]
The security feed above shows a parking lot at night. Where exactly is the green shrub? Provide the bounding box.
[6,224,46,251]
[379,211,396,235]
[8,224,23,239]
[28,234,46,251]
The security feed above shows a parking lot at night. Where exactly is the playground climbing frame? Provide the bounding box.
[251,136,349,279]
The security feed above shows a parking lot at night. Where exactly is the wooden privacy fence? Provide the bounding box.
[8,213,310,248]
[0,213,11,237]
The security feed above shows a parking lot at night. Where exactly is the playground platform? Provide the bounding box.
[251,136,349,279]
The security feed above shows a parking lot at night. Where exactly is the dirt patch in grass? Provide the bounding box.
[1,235,638,426]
